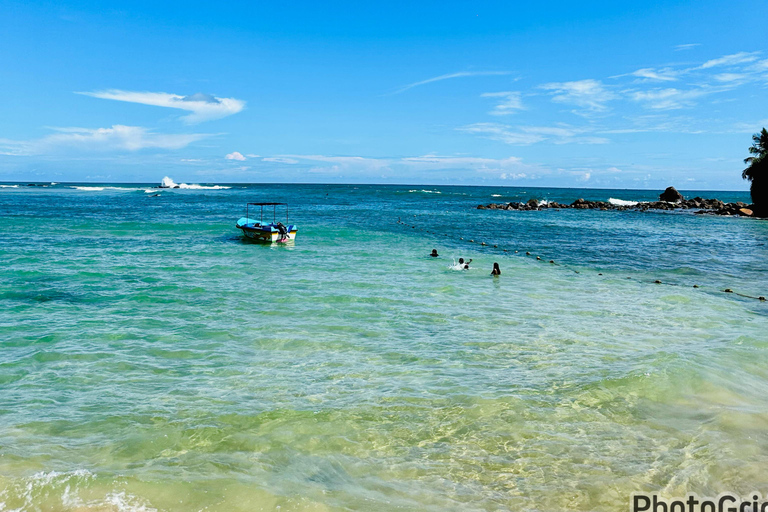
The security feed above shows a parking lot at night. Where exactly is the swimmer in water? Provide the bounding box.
[491,262,501,276]
[430,249,439,257]
[459,258,472,269]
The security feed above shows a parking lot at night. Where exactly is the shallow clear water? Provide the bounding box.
[0,183,766,511]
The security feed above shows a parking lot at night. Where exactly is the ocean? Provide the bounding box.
[0,182,766,511]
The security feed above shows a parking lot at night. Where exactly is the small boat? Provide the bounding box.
[236,202,297,242]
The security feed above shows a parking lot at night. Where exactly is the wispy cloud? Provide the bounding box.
[280,155,390,171]
[225,151,246,161]
[401,155,522,168]
[539,79,617,113]
[712,73,749,83]
[674,43,700,51]
[480,91,524,115]
[458,123,610,146]
[76,90,246,123]
[459,122,609,145]
[699,51,760,69]
[392,71,511,94]
[262,157,299,164]
[459,123,545,145]
[629,68,679,82]
[1,125,209,155]
[751,59,768,72]
[629,87,725,110]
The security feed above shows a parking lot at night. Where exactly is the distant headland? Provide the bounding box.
[477,187,763,218]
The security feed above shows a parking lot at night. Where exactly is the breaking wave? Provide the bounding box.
[71,186,145,191]
[608,197,640,206]
[0,184,19,188]
[160,176,230,190]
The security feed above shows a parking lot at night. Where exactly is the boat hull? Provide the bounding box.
[239,228,297,242]
[236,218,298,243]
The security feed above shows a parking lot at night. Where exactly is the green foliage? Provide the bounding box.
[742,128,768,210]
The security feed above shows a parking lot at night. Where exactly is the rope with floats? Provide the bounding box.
[395,217,767,302]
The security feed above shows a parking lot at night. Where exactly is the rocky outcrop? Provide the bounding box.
[659,186,684,203]
[477,196,760,217]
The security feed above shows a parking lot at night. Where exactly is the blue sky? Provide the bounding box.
[1,0,767,189]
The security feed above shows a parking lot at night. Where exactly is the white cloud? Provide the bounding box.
[630,68,679,82]
[281,155,389,171]
[674,43,700,51]
[459,123,545,145]
[459,122,609,145]
[401,155,524,170]
[480,91,524,115]
[77,90,245,123]
[699,51,760,69]
[713,73,748,83]
[262,157,299,164]
[629,88,716,110]
[540,79,617,112]
[500,172,527,180]
[225,151,246,161]
[1,125,209,155]
[393,71,511,94]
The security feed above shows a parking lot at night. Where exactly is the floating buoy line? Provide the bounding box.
[396,217,767,303]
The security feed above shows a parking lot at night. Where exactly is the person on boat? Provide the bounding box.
[491,262,501,276]
[430,249,439,257]
[275,222,289,240]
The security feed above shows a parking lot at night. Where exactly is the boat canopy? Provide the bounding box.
[245,202,289,224]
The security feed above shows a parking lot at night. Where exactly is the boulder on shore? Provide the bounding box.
[659,186,684,203]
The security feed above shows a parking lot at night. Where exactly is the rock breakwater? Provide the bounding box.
[478,189,760,217]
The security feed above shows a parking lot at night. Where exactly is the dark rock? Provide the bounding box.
[659,186,684,203]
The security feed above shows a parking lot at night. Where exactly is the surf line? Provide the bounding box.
[397,217,767,302]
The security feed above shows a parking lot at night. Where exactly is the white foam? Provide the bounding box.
[159,176,176,188]
[160,176,230,190]
[449,259,471,271]
[178,183,230,189]
[408,189,441,194]
[71,186,143,191]
[608,197,640,206]
[0,185,18,188]
[491,194,502,197]
[3,470,156,512]
[538,199,550,206]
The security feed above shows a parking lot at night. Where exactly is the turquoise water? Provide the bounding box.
[0,183,766,511]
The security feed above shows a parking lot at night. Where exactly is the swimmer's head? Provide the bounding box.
[459,258,464,264]
[430,249,438,257]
